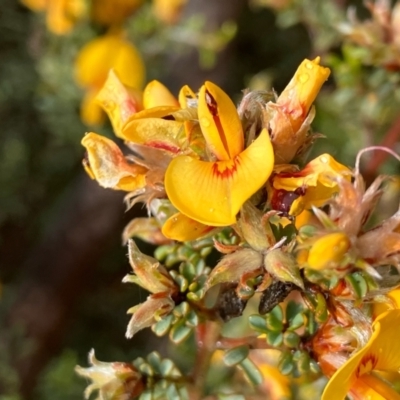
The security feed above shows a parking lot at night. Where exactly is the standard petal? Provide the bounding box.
[162,212,216,241]
[198,81,244,161]
[165,128,274,226]
[81,132,147,191]
[371,310,400,372]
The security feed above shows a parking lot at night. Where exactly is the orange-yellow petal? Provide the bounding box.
[164,128,274,226]
[75,33,145,91]
[162,213,216,241]
[96,70,143,136]
[198,81,244,161]
[81,132,147,191]
[143,80,179,109]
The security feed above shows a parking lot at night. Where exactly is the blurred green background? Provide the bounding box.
[1,0,400,398]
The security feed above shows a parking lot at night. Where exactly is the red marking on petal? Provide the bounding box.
[205,89,230,158]
[211,157,240,179]
[146,141,180,154]
[356,353,378,378]
[276,164,314,179]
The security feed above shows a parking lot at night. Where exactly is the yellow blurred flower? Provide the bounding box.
[152,0,187,24]
[91,0,144,26]
[164,81,275,226]
[322,310,400,400]
[21,0,86,35]
[75,32,145,125]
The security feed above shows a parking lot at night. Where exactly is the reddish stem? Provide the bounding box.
[364,115,400,179]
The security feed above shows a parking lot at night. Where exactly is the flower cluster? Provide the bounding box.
[76,56,400,399]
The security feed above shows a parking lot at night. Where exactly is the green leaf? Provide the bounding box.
[309,359,321,374]
[159,359,174,377]
[266,331,283,347]
[286,300,303,321]
[278,351,293,375]
[295,351,310,375]
[139,362,154,376]
[237,358,263,386]
[298,224,317,239]
[185,310,199,327]
[173,302,190,318]
[248,314,268,334]
[287,313,304,331]
[152,314,173,337]
[181,262,196,282]
[147,352,162,373]
[139,390,153,400]
[283,331,300,348]
[166,383,180,400]
[265,305,283,332]
[346,272,368,299]
[223,346,249,367]
[314,292,328,324]
[169,322,192,344]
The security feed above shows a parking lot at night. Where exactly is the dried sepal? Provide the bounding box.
[264,249,304,289]
[126,294,175,338]
[122,217,171,245]
[238,201,275,251]
[124,240,177,294]
[206,248,263,289]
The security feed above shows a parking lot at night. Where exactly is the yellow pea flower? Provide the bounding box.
[271,154,351,216]
[268,57,330,163]
[22,0,86,35]
[82,132,147,191]
[164,81,274,226]
[322,310,400,400]
[75,32,145,125]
